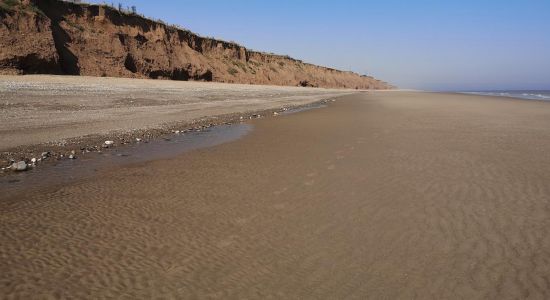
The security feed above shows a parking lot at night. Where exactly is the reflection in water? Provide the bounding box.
[1,124,252,199]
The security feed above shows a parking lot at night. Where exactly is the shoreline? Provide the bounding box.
[0,99,333,176]
[0,100,332,199]
[457,91,550,102]
[0,75,357,173]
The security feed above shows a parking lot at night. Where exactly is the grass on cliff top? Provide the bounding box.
[0,0,45,16]
[0,0,18,11]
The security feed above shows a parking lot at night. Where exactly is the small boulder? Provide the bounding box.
[10,161,27,171]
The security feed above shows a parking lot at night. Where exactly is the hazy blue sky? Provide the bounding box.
[88,0,550,90]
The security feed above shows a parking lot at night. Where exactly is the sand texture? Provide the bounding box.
[1,92,550,298]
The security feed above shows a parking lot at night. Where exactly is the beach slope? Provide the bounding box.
[1,92,550,298]
[0,75,356,152]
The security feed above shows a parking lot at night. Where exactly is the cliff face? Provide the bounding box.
[0,3,60,74]
[0,0,393,89]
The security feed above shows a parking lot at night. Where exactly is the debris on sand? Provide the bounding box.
[103,141,115,148]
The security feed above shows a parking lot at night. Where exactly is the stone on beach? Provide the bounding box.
[10,161,27,171]
[103,141,114,148]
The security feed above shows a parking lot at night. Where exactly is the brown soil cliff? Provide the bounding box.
[0,0,393,89]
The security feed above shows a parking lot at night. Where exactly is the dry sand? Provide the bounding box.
[0,75,355,151]
[1,92,550,298]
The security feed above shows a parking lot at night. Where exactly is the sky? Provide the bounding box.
[88,0,550,90]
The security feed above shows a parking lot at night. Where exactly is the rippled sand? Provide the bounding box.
[1,92,550,298]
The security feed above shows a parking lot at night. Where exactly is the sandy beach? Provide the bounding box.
[1,91,550,298]
[0,75,354,153]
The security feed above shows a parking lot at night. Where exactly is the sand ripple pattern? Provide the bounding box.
[2,92,550,299]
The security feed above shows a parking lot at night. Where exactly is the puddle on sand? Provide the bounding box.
[0,100,331,199]
[279,103,327,115]
[0,124,252,198]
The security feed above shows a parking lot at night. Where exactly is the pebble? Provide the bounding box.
[135,138,142,142]
[10,161,27,171]
[104,140,114,145]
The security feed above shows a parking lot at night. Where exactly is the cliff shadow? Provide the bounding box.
[33,0,80,75]
[50,23,80,75]
[149,68,213,81]
[5,54,62,75]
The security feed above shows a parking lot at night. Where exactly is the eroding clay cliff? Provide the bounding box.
[0,3,60,74]
[0,0,393,89]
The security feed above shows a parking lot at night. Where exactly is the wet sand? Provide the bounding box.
[2,92,550,298]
